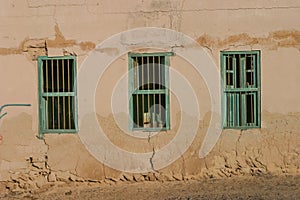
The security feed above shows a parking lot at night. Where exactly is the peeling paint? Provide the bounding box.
[79,41,96,51]
[0,25,95,59]
[197,30,300,50]
[46,25,76,48]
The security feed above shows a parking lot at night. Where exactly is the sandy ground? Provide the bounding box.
[1,175,299,200]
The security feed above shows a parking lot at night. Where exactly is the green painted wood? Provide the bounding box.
[133,90,167,95]
[37,57,44,139]
[128,52,172,131]
[233,56,237,89]
[37,56,78,138]
[128,52,174,57]
[256,50,261,128]
[38,55,76,60]
[72,57,79,133]
[42,129,78,133]
[41,92,76,97]
[221,51,261,129]
[165,55,170,130]
[224,88,259,92]
[128,55,134,130]
[220,52,226,128]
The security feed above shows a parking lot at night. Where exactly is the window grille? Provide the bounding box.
[221,51,261,129]
[128,52,173,130]
[38,56,78,137]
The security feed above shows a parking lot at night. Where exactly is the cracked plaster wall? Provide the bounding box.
[0,0,299,187]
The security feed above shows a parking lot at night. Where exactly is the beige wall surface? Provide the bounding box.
[0,0,299,186]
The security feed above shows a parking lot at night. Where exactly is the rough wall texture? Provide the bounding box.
[0,0,299,191]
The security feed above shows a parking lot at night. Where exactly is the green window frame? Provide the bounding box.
[128,52,173,131]
[221,50,261,129]
[38,56,78,138]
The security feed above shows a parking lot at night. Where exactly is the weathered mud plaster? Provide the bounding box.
[0,25,95,60]
[0,0,300,193]
[197,31,300,51]
[76,27,224,175]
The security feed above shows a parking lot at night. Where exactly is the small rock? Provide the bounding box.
[106,177,118,182]
[193,173,203,180]
[147,173,157,181]
[123,174,134,181]
[184,175,196,180]
[118,174,126,181]
[104,179,116,185]
[69,174,84,182]
[27,180,37,190]
[11,188,24,195]
[35,176,47,188]
[87,179,100,183]
[19,173,29,182]
[154,173,163,182]
[158,174,174,182]
[6,182,17,190]
[10,173,20,182]
[55,171,70,182]
[47,172,56,182]
[133,174,145,182]
[220,169,232,177]
[18,180,26,189]
[225,164,232,168]
[173,174,183,181]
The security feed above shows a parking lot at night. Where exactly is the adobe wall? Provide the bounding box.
[0,0,299,190]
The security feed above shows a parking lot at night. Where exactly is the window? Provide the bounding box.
[128,52,173,131]
[38,56,78,138]
[221,51,261,129]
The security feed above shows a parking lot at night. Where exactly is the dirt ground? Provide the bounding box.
[1,175,299,200]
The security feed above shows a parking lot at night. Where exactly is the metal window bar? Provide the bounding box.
[147,56,150,127]
[158,57,161,127]
[135,58,139,128]
[153,57,155,127]
[62,59,66,129]
[45,60,49,129]
[51,59,55,129]
[67,59,71,129]
[56,59,60,129]
[141,57,145,127]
